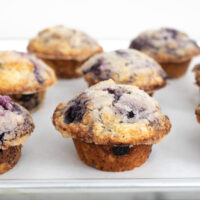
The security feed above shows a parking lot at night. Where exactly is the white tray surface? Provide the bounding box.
[0,40,200,189]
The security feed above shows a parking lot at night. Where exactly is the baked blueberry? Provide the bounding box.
[112,146,131,156]
[64,99,87,124]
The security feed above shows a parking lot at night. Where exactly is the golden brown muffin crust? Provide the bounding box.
[0,51,56,95]
[28,26,103,61]
[53,80,171,145]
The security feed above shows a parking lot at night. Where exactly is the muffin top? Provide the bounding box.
[27,26,103,61]
[0,51,56,95]
[53,80,171,145]
[0,96,34,149]
[130,28,200,63]
[82,49,166,92]
[193,64,200,86]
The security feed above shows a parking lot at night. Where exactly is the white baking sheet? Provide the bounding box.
[0,40,200,190]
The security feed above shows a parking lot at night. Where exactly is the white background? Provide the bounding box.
[1,0,200,40]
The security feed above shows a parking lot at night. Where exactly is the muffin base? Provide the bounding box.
[196,115,200,123]
[10,91,46,113]
[41,58,85,79]
[73,139,152,172]
[195,105,200,123]
[160,60,191,78]
[0,145,22,174]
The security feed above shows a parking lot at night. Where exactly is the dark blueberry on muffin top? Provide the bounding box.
[64,97,87,124]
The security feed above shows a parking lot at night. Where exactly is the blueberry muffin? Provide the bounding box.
[130,28,200,78]
[82,49,166,96]
[0,96,34,174]
[0,51,56,112]
[192,64,200,122]
[27,26,103,78]
[52,80,171,172]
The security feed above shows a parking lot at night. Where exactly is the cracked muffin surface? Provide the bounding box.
[0,51,56,95]
[27,25,103,61]
[53,80,171,145]
[130,28,200,63]
[82,49,166,92]
[0,96,34,149]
